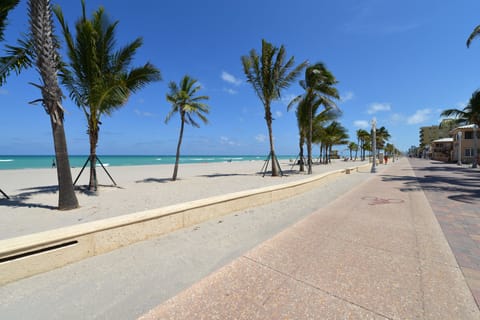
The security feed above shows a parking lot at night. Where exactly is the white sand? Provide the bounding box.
[0,159,369,239]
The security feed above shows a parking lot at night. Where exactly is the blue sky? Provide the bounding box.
[1,0,480,156]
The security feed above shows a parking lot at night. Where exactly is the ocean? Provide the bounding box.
[0,155,294,170]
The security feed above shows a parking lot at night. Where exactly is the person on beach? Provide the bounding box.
[51,159,56,168]
[384,155,388,164]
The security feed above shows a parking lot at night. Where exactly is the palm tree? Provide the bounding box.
[288,62,339,174]
[1,0,79,209]
[242,39,307,176]
[165,75,210,181]
[441,90,480,167]
[385,143,396,162]
[348,142,358,160]
[375,126,391,160]
[28,0,78,209]
[314,120,348,163]
[326,121,349,162]
[54,1,161,191]
[312,109,339,163]
[292,98,309,172]
[356,129,369,161]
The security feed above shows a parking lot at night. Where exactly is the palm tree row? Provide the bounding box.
[1,2,389,211]
[288,63,340,174]
[1,1,213,201]
[1,0,161,206]
[351,126,393,163]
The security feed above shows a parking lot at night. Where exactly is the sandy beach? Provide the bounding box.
[0,159,369,240]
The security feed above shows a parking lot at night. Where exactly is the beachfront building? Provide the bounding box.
[430,138,453,162]
[419,124,454,157]
[450,124,480,164]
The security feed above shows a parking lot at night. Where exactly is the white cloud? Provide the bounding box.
[134,109,155,117]
[223,88,238,95]
[221,71,242,86]
[341,91,354,102]
[220,136,237,146]
[407,108,432,125]
[367,102,391,114]
[275,110,283,118]
[255,134,266,143]
[353,120,369,129]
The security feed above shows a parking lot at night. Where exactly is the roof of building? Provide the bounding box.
[432,137,453,143]
[457,124,477,129]
[449,124,478,134]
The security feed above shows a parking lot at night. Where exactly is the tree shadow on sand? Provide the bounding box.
[381,160,480,204]
[135,178,172,184]
[0,185,59,210]
[75,185,123,195]
[199,173,253,178]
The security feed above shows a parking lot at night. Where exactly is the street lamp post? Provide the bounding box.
[371,118,377,173]
[457,131,462,166]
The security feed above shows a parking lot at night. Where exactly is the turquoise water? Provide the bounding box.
[0,155,294,170]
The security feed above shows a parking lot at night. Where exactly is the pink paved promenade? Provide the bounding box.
[139,158,479,319]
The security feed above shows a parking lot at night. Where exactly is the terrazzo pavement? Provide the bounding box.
[139,158,480,319]
[407,158,480,309]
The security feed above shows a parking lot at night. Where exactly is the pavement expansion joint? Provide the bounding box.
[241,255,393,319]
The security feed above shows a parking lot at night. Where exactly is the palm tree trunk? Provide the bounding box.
[51,117,79,209]
[88,118,99,191]
[298,136,305,172]
[320,144,325,164]
[172,113,185,181]
[29,0,78,210]
[356,137,360,161]
[307,103,313,174]
[265,103,279,176]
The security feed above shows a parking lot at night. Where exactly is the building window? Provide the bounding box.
[465,131,473,139]
[465,148,473,157]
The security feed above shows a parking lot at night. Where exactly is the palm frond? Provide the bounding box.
[0,36,35,85]
[0,0,20,41]
[124,62,161,92]
[165,75,210,128]
[287,94,302,111]
[440,108,467,119]
[467,25,480,47]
